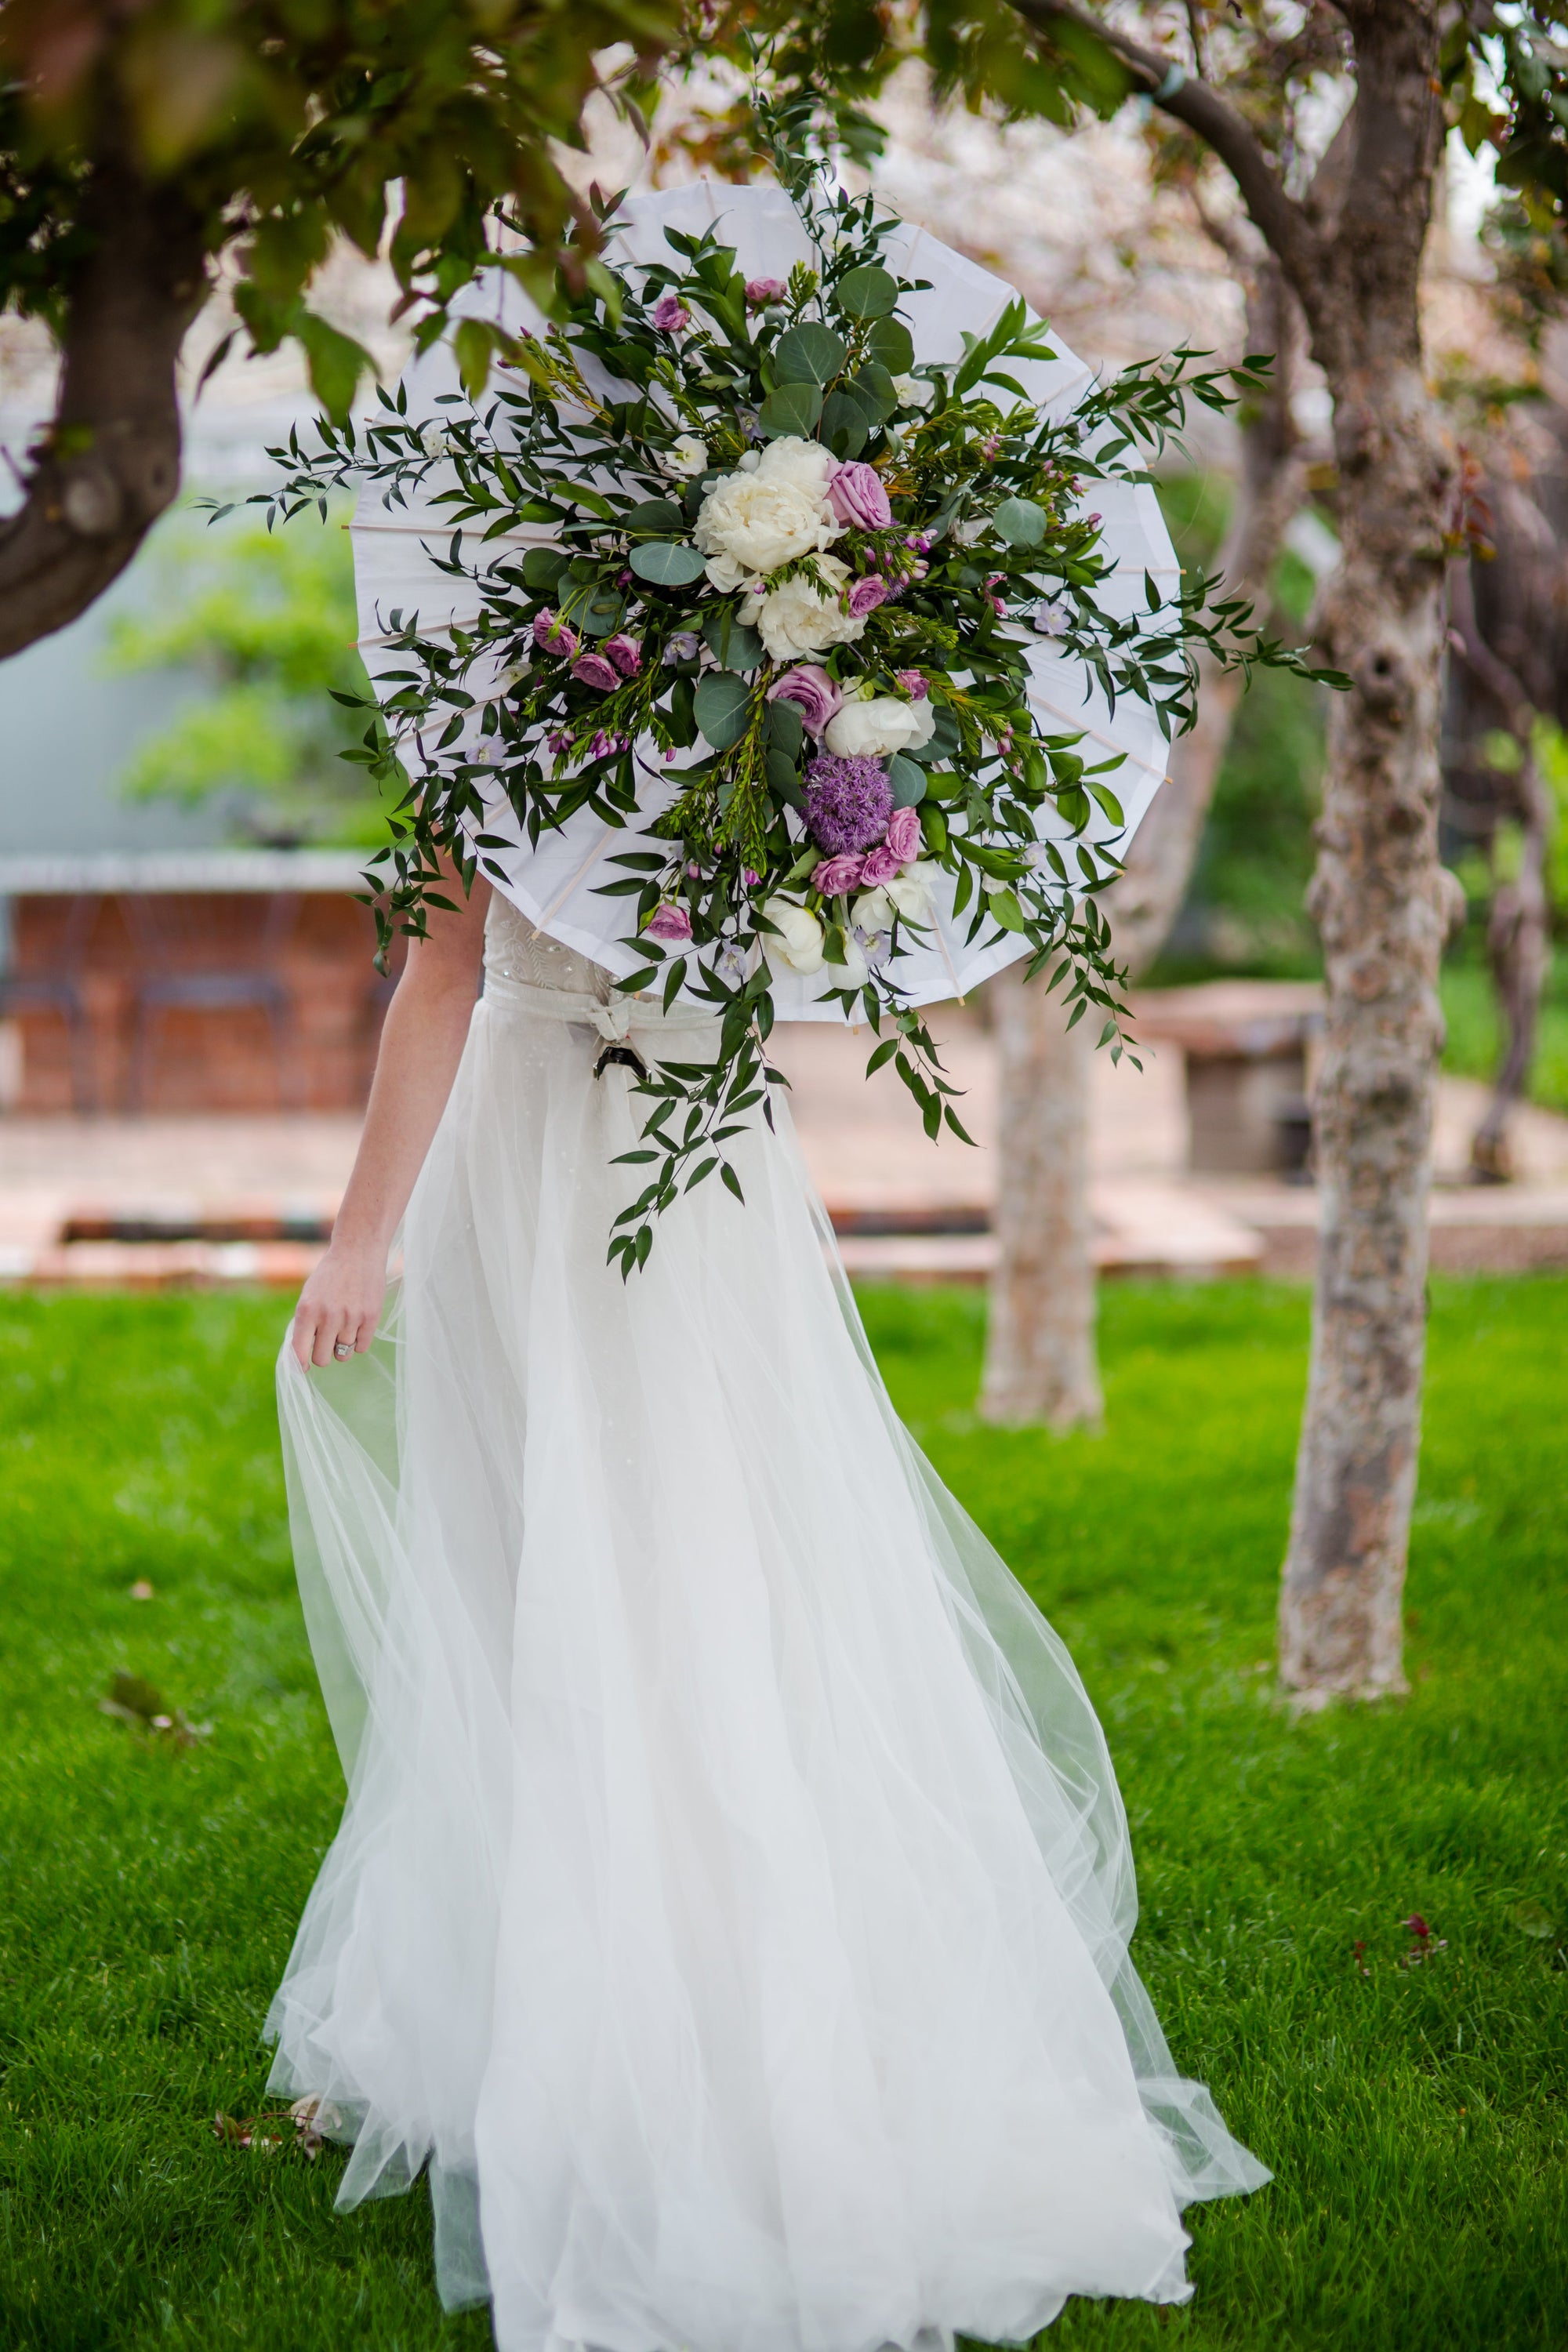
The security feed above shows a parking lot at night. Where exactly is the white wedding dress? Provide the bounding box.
[267,894,1267,2350]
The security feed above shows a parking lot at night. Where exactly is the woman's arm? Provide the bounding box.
[291,871,491,1369]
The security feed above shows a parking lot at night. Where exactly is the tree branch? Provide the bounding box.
[1004,0,1326,307]
[0,132,207,661]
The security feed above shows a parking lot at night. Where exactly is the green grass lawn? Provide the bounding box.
[1,1279,1564,2350]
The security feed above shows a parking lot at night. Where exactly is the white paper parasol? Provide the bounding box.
[350,180,1178,1019]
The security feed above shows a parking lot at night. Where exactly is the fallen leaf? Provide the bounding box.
[1509,1899,1558,1941]
[129,1581,154,1602]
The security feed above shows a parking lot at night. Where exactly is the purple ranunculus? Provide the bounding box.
[858,844,901,888]
[532,607,579,657]
[651,293,690,332]
[847,575,890,618]
[766,665,843,737]
[604,633,642,675]
[645,902,693,942]
[828,460,894,532]
[804,753,894,858]
[746,277,788,307]
[572,650,621,691]
[893,668,928,700]
[884,807,923,865]
[813,853,866,896]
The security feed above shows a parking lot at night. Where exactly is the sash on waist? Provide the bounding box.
[482,964,721,1046]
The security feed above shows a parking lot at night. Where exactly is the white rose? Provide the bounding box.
[663,434,709,477]
[763,895,826,975]
[892,373,935,412]
[824,695,925,760]
[852,885,895,932]
[904,697,936,749]
[753,434,837,505]
[695,469,841,590]
[756,556,865,663]
[884,862,938,922]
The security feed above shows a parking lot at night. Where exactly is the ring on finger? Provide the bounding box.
[332,1339,353,1360]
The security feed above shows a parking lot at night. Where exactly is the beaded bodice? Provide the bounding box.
[485,891,613,1003]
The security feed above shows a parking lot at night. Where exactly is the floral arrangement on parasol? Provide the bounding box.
[253,97,1336,1274]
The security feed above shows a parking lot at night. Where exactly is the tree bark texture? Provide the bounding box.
[1276,2,1454,1701]
[979,254,1307,1429]
[0,136,205,659]
[979,966,1104,1430]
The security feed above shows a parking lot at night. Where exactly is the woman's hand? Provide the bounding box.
[292,1240,389,1370]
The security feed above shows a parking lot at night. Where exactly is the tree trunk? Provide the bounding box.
[1277,2,1453,1703]
[979,253,1307,1428]
[0,131,205,660]
[979,968,1104,1429]
[1469,748,1552,1181]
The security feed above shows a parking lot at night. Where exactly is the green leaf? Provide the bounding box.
[993,496,1047,547]
[886,753,927,808]
[624,499,686,533]
[833,264,898,319]
[765,746,805,808]
[821,391,868,459]
[759,381,824,439]
[847,364,898,424]
[521,546,568,591]
[296,311,372,423]
[693,670,752,750]
[764,695,803,756]
[773,322,847,385]
[702,608,764,671]
[630,541,706,587]
[988,887,1027,931]
[866,317,915,373]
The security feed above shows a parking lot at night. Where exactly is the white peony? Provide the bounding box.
[755,555,865,663]
[694,435,841,592]
[884,862,938,922]
[892,373,935,412]
[852,885,895,933]
[763,895,826,975]
[663,434,710,477]
[833,931,870,987]
[823,695,934,760]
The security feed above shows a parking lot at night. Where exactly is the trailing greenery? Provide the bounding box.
[0,1278,1564,2349]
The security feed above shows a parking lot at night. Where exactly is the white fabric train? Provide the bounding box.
[267,895,1268,2351]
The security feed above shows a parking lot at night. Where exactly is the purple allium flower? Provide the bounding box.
[804,753,894,857]
[651,292,690,332]
[646,902,692,942]
[532,607,579,657]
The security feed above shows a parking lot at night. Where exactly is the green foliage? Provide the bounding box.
[104,510,388,848]
[1439,942,1568,1116]
[1,1277,1566,2346]
[0,0,681,419]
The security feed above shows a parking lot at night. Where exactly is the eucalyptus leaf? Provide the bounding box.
[623,498,686,533]
[887,753,927,808]
[848,362,898,423]
[764,695,804,756]
[821,392,868,460]
[758,381,824,439]
[521,546,568,590]
[907,708,960,766]
[866,318,915,374]
[575,590,626,637]
[773,322,847,386]
[833,264,898,320]
[765,746,806,808]
[629,541,706,587]
[702,608,764,671]
[693,670,753,750]
[993,495,1047,547]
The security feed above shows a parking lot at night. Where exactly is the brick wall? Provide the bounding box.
[7,891,404,1113]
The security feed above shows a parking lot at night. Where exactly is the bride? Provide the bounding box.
[269,866,1268,2348]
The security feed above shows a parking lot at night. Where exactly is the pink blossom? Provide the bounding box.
[743,867,760,886]
[893,669,928,701]
[828,460,894,532]
[858,844,901,888]
[572,650,621,691]
[746,278,788,307]
[846,575,890,618]
[814,853,866,895]
[766,665,843,737]
[884,806,923,864]
[651,293,690,332]
[532,607,579,657]
[604,633,642,675]
[646,902,692,942]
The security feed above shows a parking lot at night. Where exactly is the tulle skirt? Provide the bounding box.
[266,972,1268,2351]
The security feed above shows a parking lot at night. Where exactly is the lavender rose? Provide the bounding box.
[604,633,642,676]
[846,575,889,618]
[532,608,579,657]
[766,665,843,737]
[828,460,894,532]
[746,277,788,307]
[804,753,894,858]
[884,807,924,865]
[650,293,690,332]
[893,668,928,701]
[857,844,900,888]
[645,902,692,942]
[813,853,866,896]
[572,650,620,691]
